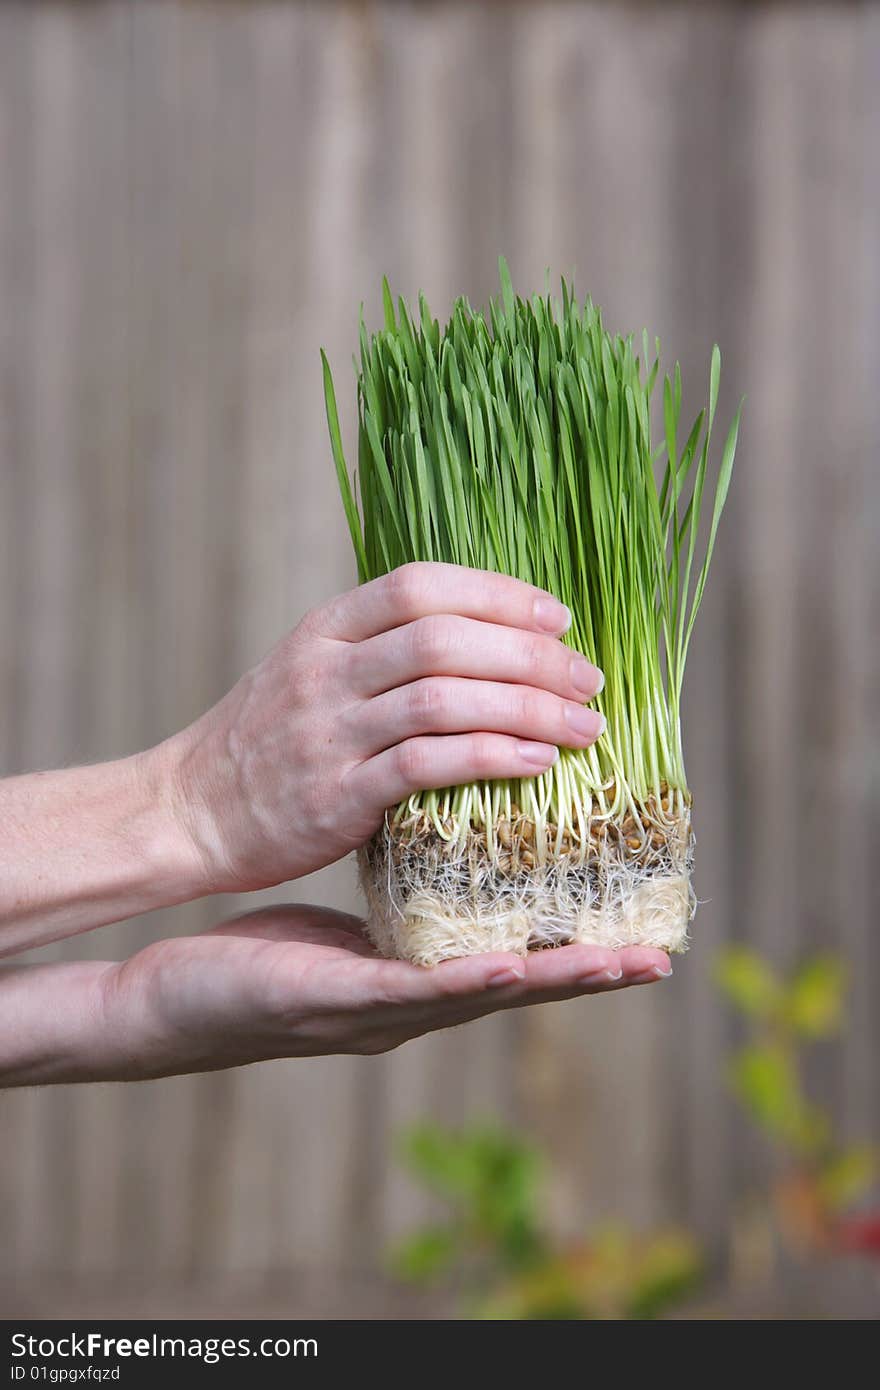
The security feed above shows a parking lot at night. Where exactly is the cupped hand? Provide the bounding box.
[161,563,604,895]
[99,905,672,1080]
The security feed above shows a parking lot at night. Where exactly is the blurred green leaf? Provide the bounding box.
[728,1043,791,1128]
[402,1124,537,1200]
[783,956,846,1038]
[477,1228,701,1321]
[818,1146,877,1211]
[400,1122,471,1195]
[399,1123,543,1266]
[728,1043,826,1153]
[715,947,781,1018]
[626,1231,703,1320]
[390,1227,460,1283]
[476,1258,583,1321]
[394,1125,702,1319]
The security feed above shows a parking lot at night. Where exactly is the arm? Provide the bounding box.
[0,753,203,958]
[0,904,672,1087]
[1,563,604,958]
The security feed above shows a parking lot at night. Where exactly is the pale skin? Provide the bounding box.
[0,563,671,1087]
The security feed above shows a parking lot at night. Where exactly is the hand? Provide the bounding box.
[164,563,604,894]
[1,906,670,1084]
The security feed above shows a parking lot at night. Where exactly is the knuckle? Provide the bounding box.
[409,613,455,666]
[308,773,346,836]
[277,627,338,710]
[468,733,499,777]
[388,561,434,615]
[289,656,325,708]
[521,636,546,683]
[512,685,541,729]
[407,677,447,726]
[431,969,474,1003]
[395,738,431,786]
[293,603,324,639]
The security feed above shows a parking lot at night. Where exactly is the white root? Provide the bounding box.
[359,812,695,967]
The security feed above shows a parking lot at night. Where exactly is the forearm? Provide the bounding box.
[0,939,259,1088]
[0,747,207,957]
[0,962,122,1086]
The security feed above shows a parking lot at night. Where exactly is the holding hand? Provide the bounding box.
[168,562,605,894]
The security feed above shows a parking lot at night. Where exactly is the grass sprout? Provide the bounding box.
[323,259,741,962]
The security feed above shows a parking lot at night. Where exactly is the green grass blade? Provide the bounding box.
[322,349,367,579]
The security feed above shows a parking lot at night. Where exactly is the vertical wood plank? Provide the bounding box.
[0,0,38,1280]
[3,2,85,1279]
[59,0,135,1280]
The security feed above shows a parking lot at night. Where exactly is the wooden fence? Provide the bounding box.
[0,1,877,1317]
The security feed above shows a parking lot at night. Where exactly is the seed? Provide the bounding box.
[497,819,512,848]
[627,836,641,851]
[521,849,536,869]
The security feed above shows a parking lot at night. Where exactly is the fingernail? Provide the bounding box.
[564,705,605,741]
[580,966,623,985]
[487,966,526,988]
[629,964,674,984]
[571,655,602,696]
[534,597,571,633]
[517,741,559,768]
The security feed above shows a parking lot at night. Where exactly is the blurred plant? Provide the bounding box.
[391,1123,700,1319]
[716,947,877,1257]
[391,949,876,1319]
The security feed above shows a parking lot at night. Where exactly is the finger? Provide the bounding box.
[353,677,605,757]
[482,944,673,1001]
[346,731,559,809]
[313,562,573,643]
[363,943,625,1009]
[348,615,603,702]
[607,946,674,985]
[438,943,671,1000]
[358,942,672,1016]
[412,966,671,1036]
[366,943,674,1036]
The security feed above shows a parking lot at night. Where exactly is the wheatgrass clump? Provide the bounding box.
[323,260,741,965]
